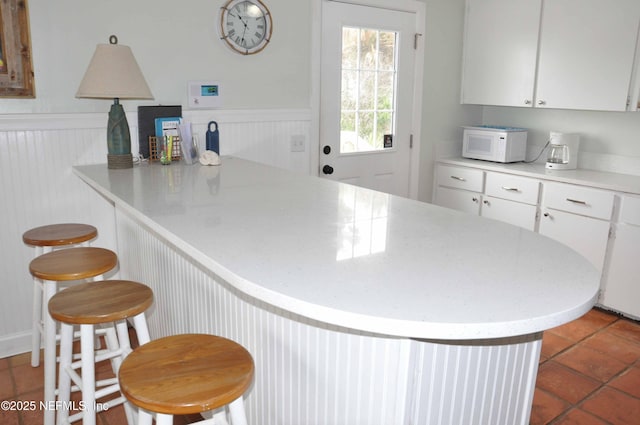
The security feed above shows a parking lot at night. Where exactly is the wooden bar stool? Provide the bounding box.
[23,223,98,367]
[118,334,254,425]
[29,246,117,425]
[48,280,153,425]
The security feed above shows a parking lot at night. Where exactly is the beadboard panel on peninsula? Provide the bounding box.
[0,109,312,358]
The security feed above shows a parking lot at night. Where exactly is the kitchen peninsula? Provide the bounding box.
[74,158,599,425]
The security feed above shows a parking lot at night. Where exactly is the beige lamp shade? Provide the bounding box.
[76,38,153,100]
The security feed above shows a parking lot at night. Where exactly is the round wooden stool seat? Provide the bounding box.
[119,334,254,416]
[48,280,154,325]
[23,223,97,247]
[29,247,117,282]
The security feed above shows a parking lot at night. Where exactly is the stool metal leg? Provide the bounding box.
[56,323,74,425]
[43,280,57,425]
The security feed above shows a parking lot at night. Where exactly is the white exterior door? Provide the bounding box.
[320,0,420,197]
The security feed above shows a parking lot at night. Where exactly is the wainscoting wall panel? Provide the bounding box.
[0,109,312,358]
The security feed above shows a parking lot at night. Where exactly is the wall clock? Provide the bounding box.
[219,0,273,55]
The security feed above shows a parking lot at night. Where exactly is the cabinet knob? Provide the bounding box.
[524,99,532,105]
[537,100,546,106]
[472,197,479,203]
[483,200,490,205]
[322,165,334,175]
[543,212,550,218]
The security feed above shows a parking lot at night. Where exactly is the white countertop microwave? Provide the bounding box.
[462,126,527,163]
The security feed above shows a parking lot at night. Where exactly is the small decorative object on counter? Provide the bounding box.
[178,121,198,165]
[199,150,221,166]
[159,136,173,165]
[206,121,219,154]
[148,136,181,163]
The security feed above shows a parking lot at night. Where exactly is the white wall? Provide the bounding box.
[418,0,482,201]
[482,106,640,176]
[6,0,311,114]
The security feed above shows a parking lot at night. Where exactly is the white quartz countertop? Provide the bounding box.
[74,158,600,340]
[439,157,640,194]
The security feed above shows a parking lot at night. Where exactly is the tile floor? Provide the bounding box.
[1,307,639,425]
[532,308,640,425]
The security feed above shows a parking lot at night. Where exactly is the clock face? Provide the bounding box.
[220,0,272,55]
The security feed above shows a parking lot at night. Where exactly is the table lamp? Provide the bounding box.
[76,35,153,169]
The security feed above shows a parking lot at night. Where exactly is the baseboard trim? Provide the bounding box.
[0,331,32,359]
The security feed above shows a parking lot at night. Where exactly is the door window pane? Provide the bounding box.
[340,27,397,153]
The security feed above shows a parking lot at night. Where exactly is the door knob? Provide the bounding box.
[322,165,334,175]
[323,145,331,155]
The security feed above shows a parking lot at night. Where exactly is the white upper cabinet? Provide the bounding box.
[536,0,640,111]
[461,0,541,107]
[461,0,640,111]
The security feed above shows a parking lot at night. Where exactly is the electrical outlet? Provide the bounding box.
[290,135,306,152]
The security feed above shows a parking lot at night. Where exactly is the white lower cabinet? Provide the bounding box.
[482,171,540,231]
[434,164,484,215]
[435,186,481,214]
[538,208,611,272]
[601,195,640,318]
[539,182,614,272]
[434,165,540,231]
[482,196,538,231]
[434,161,639,319]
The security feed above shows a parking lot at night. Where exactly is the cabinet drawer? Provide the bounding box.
[485,172,540,205]
[619,195,640,225]
[436,165,484,192]
[542,182,614,220]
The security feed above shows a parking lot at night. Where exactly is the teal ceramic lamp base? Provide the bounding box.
[107,99,133,169]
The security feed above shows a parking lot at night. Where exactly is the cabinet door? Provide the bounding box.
[481,196,537,231]
[460,0,541,107]
[601,223,640,318]
[539,208,610,271]
[434,187,481,215]
[536,0,640,111]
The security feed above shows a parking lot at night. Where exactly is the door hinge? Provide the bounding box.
[409,134,413,148]
[414,33,422,50]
